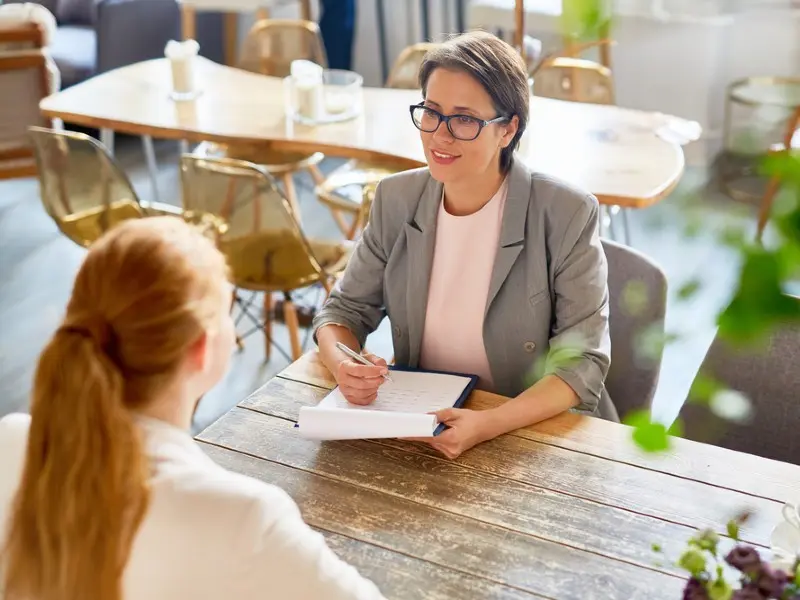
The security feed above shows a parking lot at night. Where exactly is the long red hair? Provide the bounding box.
[2,216,229,600]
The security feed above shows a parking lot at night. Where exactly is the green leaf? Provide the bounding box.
[543,333,585,374]
[707,576,733,600]
[677,279,702,300]
[717,248,800,345]
[678,548,708,577]
[794,562,800,586]
[652,543,663,553]
[688,373,722,405]
[726,520,740,541]
[760,151,800,185]
[718,225,749,250]
[694,529,720,553]
[667,417,684,438]
[625,411,672,453]
[775,202,800,245]
[559,0,611,40]
[621,280,648,317]
[634,326,680,364]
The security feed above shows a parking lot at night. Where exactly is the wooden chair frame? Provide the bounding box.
[0,49,52,180]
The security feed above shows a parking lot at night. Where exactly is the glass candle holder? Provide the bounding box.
[322,69,363,118]
[286,68,363,125]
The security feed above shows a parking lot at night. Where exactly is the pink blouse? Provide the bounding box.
[418,179,508,388]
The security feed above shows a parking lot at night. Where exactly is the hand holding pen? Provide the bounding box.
[334,342,391,406]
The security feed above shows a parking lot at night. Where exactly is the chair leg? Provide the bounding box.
[607,206,620,241]
[345,212,362,240]
[300,0,312,20]
[621,208,632,246]
[232,289,244,351]
[282,294,303,360]
[329,208,353,237]
[757,175,781,243]
[281,173,302,223]
[100,128,115,155]
[321,277,333,299]
[308,163,326,186]
[263,291,273,361]
[141,136,161,204]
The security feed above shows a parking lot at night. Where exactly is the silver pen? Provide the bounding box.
[335,342,393,382]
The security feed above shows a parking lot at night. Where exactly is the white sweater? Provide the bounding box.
[0,413,386,600]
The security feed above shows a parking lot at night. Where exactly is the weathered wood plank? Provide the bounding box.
[275,352,800,502]
[204,405,718,575]
[241,376,784,548]
[204,446,542,600]
[197,413,686,600]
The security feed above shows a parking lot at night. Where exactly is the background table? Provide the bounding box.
[195,352,800,599]
[39,57,687,208]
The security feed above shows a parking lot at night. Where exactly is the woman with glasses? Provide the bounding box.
[313,31,616,460]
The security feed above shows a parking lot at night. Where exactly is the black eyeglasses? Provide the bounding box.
[409,104,509,141]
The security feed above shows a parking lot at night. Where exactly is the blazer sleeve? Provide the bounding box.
[546,196,611,412]
[233,486,386,600]
[311,181,389,349]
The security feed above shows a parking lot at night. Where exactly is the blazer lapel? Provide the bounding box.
[405,176,442,367]
[485,159,532,316]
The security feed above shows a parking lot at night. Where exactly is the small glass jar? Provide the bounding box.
[322,69,363,118]
[286,68,363,125]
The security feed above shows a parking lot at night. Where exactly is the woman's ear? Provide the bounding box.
[187,332,210,373]
[501,115,520,148]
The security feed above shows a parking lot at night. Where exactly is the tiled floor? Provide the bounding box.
[0,135,754,434]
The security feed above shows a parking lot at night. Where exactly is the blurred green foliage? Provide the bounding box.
[560,0,800,453]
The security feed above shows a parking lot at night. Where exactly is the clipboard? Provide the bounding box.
[294,365,479,440]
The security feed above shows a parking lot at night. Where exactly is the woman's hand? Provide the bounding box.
[334,352,389,406]
[410,408,492,459]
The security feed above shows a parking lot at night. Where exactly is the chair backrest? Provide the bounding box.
[0,16,59,180]
[680,299,800,465]
[385,43,437,89]
[602,239,668,418]
[533,56,615,105]
[28,126,144,246]
[238,19,327,77]
[179,154,328,290]
[0,3,57,52]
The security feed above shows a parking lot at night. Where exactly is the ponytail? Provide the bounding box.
[3,321,150,600]
[1,216,229,600]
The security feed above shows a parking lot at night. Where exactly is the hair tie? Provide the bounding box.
[59,316,114,350]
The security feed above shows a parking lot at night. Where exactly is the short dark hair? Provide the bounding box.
[418,30,529,173]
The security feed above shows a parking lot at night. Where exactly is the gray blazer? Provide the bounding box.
[312,158,618,420]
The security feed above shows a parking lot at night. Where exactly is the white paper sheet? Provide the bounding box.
[296,370,472,440]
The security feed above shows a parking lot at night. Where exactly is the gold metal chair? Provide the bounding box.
[192,19,328,221]
[179,154,353,361]
[315,43,438,240]
[532,38,616,105]
[27,126,182,247]
[533,56,614,105]
[533,39,630,244]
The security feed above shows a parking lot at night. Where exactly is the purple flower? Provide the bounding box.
[731,585,765,600]
[752,565,789,598]
[683,577,710,600]
[726,545,763,574]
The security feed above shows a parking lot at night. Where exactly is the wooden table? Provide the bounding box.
[195,352,800,599]
[39,57,687,208]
